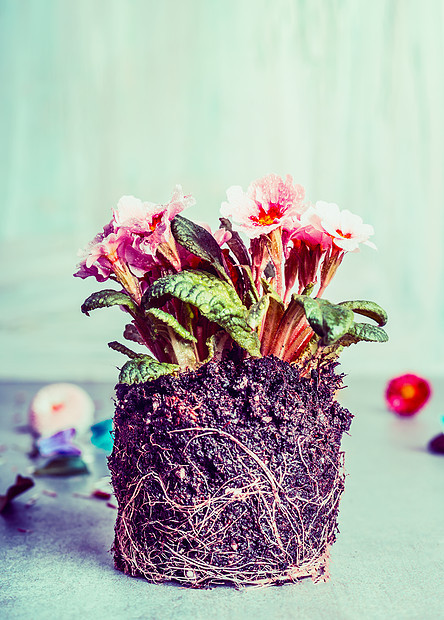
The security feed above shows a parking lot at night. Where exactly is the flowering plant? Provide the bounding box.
[75,174,387,384]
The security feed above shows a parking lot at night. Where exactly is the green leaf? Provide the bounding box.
[119,356,179,385]
[34,456,89,477]
[293,296,355,346]
[347,322,389,343]
[261,279,284,304]
[171,215,229,280]
[144,270,261,357]
[147,308,197,342]
[246,295,270,329]
[108,341,140,359]
[204,331,231,363]
[338,300,388,326]
[81,290,137,316]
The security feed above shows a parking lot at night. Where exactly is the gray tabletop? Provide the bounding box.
[0,377,443,620]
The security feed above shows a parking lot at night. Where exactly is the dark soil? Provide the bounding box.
[108,355,353,588]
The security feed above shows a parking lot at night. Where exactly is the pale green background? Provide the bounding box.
[1,0,443,380]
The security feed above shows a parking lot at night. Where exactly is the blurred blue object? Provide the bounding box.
[91,419,113,452]
[36,428,82,457]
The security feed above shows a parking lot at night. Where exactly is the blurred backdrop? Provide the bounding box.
[1,0,443,381]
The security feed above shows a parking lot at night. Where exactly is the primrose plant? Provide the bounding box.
[75,174,388,384]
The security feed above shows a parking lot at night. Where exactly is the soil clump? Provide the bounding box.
[109,355,352,587]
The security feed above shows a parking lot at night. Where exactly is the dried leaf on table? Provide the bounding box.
[0,475,34,512]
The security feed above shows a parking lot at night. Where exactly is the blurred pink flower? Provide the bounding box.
[306,201,376,252]
[220,174,305,238]
[29,383,95,438]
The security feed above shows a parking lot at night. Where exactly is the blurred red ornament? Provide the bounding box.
[385,373,431,416]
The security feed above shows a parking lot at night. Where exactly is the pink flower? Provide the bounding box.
[74,223,146,302]
[198,223,232,247]
[75,185,195,291]
[306,201,376,252]
[283,211,333,254]
[113,185,195,251]
[220,174,305,238]
[74,224,131,282]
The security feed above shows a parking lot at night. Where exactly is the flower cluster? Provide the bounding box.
[77,174,386,381]
[221,175,375,300]
[75,186,196,303]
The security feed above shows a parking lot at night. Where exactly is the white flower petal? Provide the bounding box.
[114,195,146,225]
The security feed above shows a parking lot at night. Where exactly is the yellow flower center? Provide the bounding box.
[250,203,284,226]
[336,229,352,239]
[150,213,163,232]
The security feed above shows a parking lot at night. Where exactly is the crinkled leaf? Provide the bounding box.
[247,295,270,329]
[147,308,197,342]
[81,290,137,316]
[171,215,228,280]
[123,323,145,345]
[144,270,261,356]
[34,456,89,477]
[119,356,179,385]
[219,217,251,266]
[293,296,355,346]
[0,475,34,512]
[347,322,389,343]
[319,322,389,362]
[108,341,140,359]
[339,300,388,326]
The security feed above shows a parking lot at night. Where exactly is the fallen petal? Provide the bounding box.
[36,429,82,457]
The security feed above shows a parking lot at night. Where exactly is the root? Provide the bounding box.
[109,355,351,588]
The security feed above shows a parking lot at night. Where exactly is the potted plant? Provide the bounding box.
[75,174,387,587]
